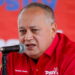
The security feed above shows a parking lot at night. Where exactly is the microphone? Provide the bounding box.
[0,44,25,53]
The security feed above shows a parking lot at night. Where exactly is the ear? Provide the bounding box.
[50,23,57,38]
[51,23,57,32]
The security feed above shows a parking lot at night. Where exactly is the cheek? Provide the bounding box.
[37,36,50,50]
[19,36,25,43]
[38,41,49,52]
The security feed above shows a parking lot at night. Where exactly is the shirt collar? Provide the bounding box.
[45,34,59,57]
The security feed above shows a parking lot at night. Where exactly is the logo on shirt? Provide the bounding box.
[15,69,28,73]
[45,67,59,75]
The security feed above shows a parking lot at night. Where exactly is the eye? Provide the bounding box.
[19,29,26,35]
[31,29,39,33]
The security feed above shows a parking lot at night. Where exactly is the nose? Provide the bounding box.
[24,30,33,41]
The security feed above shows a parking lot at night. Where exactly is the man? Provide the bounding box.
[4,3,75,75]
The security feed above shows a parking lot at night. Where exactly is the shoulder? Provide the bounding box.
[57,33,75,58]
[57,33,75,51]
[56,33,75,74]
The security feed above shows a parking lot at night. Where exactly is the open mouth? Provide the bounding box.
[25,44,36,50]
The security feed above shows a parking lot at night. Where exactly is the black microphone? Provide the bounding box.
[0,44,25,53]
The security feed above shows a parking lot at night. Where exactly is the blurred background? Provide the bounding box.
[0,0,75,65]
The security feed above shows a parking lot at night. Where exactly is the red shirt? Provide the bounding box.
[5,33,75,75]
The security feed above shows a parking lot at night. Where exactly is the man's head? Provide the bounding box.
[18,3,56,59]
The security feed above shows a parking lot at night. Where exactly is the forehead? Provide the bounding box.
[19,7,47,18]
[19,25,39,29]
[18,7,50,28]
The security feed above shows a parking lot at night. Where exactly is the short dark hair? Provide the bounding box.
[19,2,55,23]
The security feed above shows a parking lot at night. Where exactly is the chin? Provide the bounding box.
[28,54,39,59]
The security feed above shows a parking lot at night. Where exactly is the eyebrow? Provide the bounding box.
[18,26,25,29]
[29,26,38,28]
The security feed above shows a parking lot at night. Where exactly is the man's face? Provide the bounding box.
[18,7,56,59]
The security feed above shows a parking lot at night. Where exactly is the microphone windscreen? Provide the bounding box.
[19,44,25,53]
